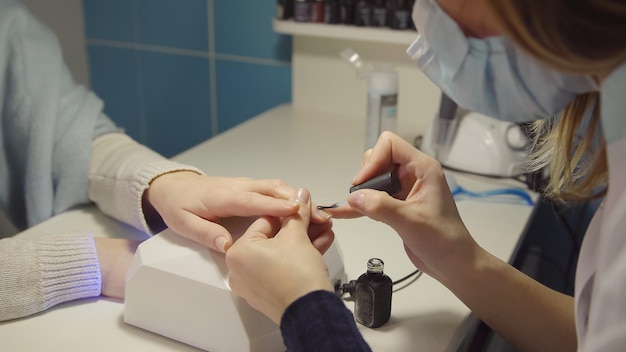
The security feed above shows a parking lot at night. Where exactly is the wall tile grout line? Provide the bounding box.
[85,39,291,68]
[131,0,148,144]
[207,0,219,136]
[83,1,293,155]
[213,53,291,68]
[86,38,210,58]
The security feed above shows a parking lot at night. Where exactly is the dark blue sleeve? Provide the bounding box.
[280,290,372,352]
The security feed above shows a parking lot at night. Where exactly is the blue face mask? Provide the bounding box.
[407,0,598,123]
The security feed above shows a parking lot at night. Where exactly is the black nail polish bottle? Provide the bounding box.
[354,258,392,328]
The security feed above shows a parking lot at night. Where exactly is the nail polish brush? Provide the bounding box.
[317,171,401,209]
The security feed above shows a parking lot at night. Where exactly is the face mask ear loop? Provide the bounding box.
[408,35,436,69]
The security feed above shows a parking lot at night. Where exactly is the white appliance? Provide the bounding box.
[420,110,530,178]
[124,222,346,352]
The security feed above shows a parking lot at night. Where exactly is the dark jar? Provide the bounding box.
[354,258,392,328]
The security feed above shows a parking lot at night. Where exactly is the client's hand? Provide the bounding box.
[226,188,335,325]
[146,172,332,253]
[94,238,142,299]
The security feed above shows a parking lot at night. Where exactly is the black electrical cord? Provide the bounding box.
[413,133,544,192]
[392,269,421,285]
[393,270,423,293]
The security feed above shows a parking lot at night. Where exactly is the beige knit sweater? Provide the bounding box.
[0,0,203,321]
[0,133,202,321]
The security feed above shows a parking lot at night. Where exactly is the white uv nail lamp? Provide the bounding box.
[124,218,346,352]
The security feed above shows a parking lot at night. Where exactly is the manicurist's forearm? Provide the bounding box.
[438,246,576,352]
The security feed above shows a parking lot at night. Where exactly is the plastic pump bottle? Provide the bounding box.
[367,65,398,149]
[341,48,398,150]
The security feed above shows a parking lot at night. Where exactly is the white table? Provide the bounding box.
[0,104,536,351]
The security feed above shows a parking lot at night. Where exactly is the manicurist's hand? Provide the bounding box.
[329,131,478,280]
[333,132,578,352]
[225,188,335,325]
[145,172,332,253]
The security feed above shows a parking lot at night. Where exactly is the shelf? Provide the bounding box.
[273,19,418,46]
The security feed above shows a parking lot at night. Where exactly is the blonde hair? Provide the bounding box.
[486,0,626,202]
[526,93,606,202]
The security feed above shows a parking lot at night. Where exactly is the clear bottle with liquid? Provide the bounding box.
[365,65,398,150]
[354,258,393,328]
[341,49,399,150]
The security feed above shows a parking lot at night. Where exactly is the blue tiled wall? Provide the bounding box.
[83,0,292,157]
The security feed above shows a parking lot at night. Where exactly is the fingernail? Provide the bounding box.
[350,192,365,209]
[294,188,309,203]
[215,236,228,253]
[315,208,332,220]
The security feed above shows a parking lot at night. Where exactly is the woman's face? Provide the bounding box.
[435,0,617,82]
[436,0,503,38]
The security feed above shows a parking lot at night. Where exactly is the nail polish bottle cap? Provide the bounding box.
[367,258,385,274]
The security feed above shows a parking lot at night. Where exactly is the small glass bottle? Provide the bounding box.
[354,258,393,328]
[354,0,372,27]
[385,0,396,27]
[389,0,411,30]
[311,0,326,22]
[325,0,341,24]
[341,0,356,25]
[276,0,294,20]
[372,0,387,27]
[294,0,313,22]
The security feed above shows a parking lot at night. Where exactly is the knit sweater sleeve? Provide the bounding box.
[0,233,101,321]
[280,290,372,352]
[89,132,204,235]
